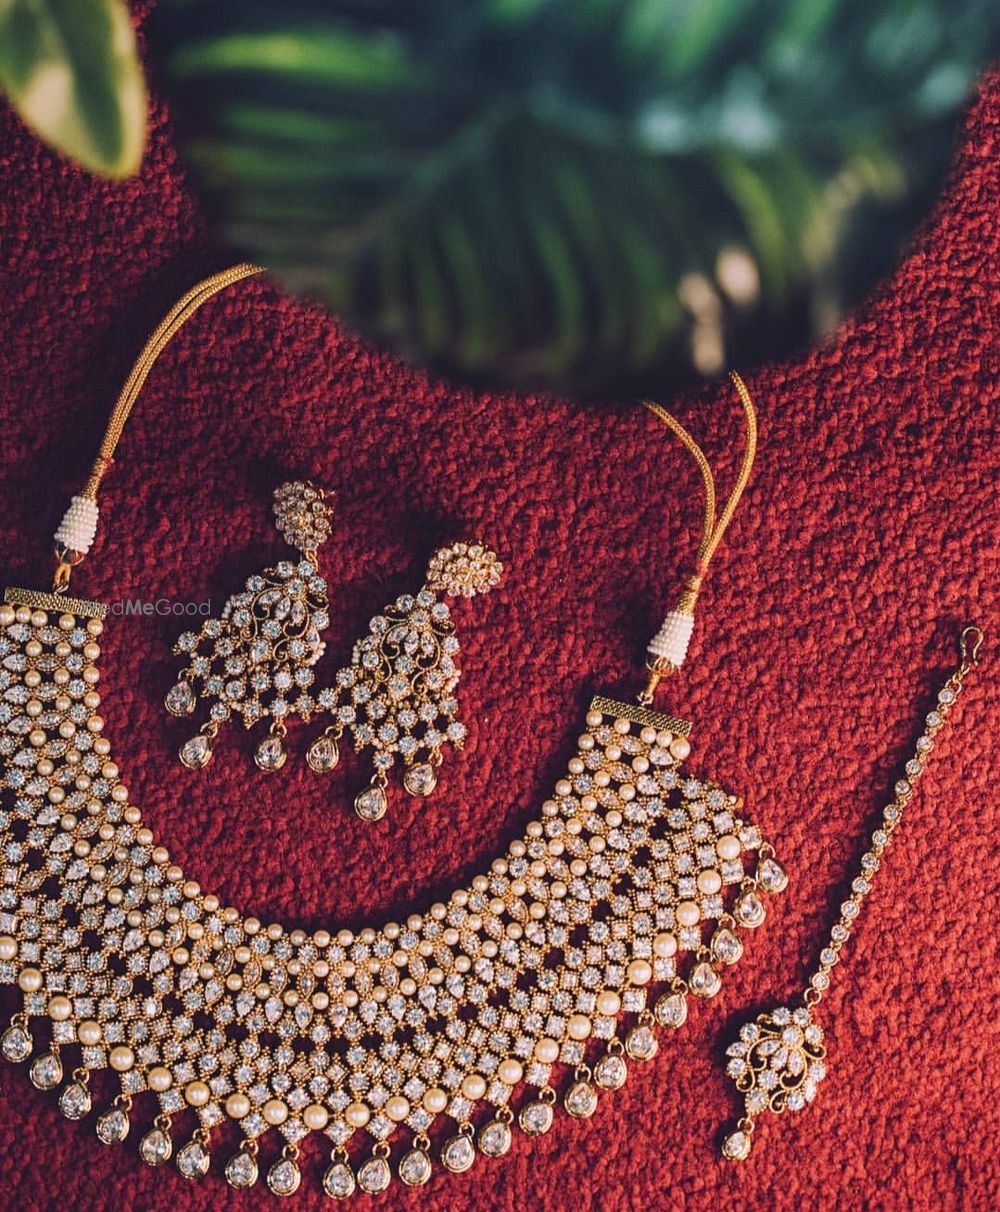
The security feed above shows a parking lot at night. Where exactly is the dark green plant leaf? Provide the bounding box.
[155,1,999,395]
[0,0,146,177]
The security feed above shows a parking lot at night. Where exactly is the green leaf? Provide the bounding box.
[154,0,1000,395]
[0,0,146,177]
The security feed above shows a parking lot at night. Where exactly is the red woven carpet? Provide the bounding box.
[0,16,997,1212]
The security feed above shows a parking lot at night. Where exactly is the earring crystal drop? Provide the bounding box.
[315,541,502,821]
[167,482,333,770]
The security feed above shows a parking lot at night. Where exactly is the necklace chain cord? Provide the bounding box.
[51,263,263,592]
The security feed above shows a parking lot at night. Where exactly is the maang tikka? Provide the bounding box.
[165,480,334,773]
[307,540,503,822]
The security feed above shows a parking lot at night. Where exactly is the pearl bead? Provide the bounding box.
[18,967,43,993]
[678,901,701,927]
[697,869,722,894]
[48,996,72,1021]
[653,932,678,958]
[226,1093,250,1118]
[346,1101,371,1127]
[498,1059,523,1085]
[0,936,17,961]
[640,726,658,744]
[76,1019,102,1045]
[585,710,602,727]
[384,1096,410,1122]
[669,736,691,760]
[567,1014,592,1040]
[148,1067,172,1092]
[263,1099,288,1125]
[627,959,652,985]
[304,1103,329,1130]
[185,1081,210,1107]
[109,1046,134,1072]
[596,991,621,1016]
[534,1038,559,1063]
[423,1087,448,1113]
[717,835,740,861]
[613,718,630,734]
[461,1075,486,1100]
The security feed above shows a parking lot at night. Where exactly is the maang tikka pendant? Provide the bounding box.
[306,541,502,821]
[165,481,333,772]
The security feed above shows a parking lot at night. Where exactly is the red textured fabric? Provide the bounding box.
[1,21,998,1212]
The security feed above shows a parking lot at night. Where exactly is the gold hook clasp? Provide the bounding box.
[960,625,984,667]
[638,656,673,706]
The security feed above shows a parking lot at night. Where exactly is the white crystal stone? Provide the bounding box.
[711,928,744,965]
[96,1105,130,1144]
[518,1100,554,1136]
[357,1155,391,1194]
[1,1025,32,1063]
[478,1118,513,1157]
[59,1080,92,1120]
[735,891,766,928]
[179,734,213,770]
[690,961,723,999]
[177,1139,210,1180]
[564,1081,598,1119]
[441,1133,476,1173]
[225,1150,259,1189]
[254,733,287,772]
[757,856,788,893]
[625,1025,658,1060]
[399,1147,433,1186]
[403,762,438,797]
[323,1160,356,1199]
[654,991,688,1029]
[267,1157,302,1197]
[722,1129,752,1161]
[354,782,388,822]
[164,681,196,717]
[29,1051,62,1090]
[306,733,340,772]
[140,1128,173,1167]
[594,1053,628,1091]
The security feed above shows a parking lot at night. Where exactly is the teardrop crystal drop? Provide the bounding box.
[254,733,287,772]
[398,1147,433,1186]
[177,1137,211,1180]
[29,1050,62,1090]
[139,1127,173,1167]
[356,1155,391,1194]
[735,890,766,928]
[440,1133,476,1173]
[267,1156,302,1197]
[654,990,688,1029]
[711,927,744,965]
[625,1024,659,1060]
[1,1024,32,1063]
[403,761,438,797]
[96,1104,131,1144]
[757,856,789,893]
[354,781,388,822]
[225,1149,259,1189]
[478,1118,513,1157]
[179,733,213,770]
[323,1160,357,1200]
[306,732,340,773]
[594,1052,628,1091]
[722,1129,753,1161]
[518,1100,554,1136]
[58,1080,92,1120]
[164,681,196,717]
[690,961,723,998]
[564,1080,599,1118]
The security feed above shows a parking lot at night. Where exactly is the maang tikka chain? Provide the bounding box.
[719,625,984,1162]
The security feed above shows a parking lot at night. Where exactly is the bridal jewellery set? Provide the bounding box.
[0,267,983,1197]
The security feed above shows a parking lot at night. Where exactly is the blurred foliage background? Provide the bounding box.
[2,2,999,395]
